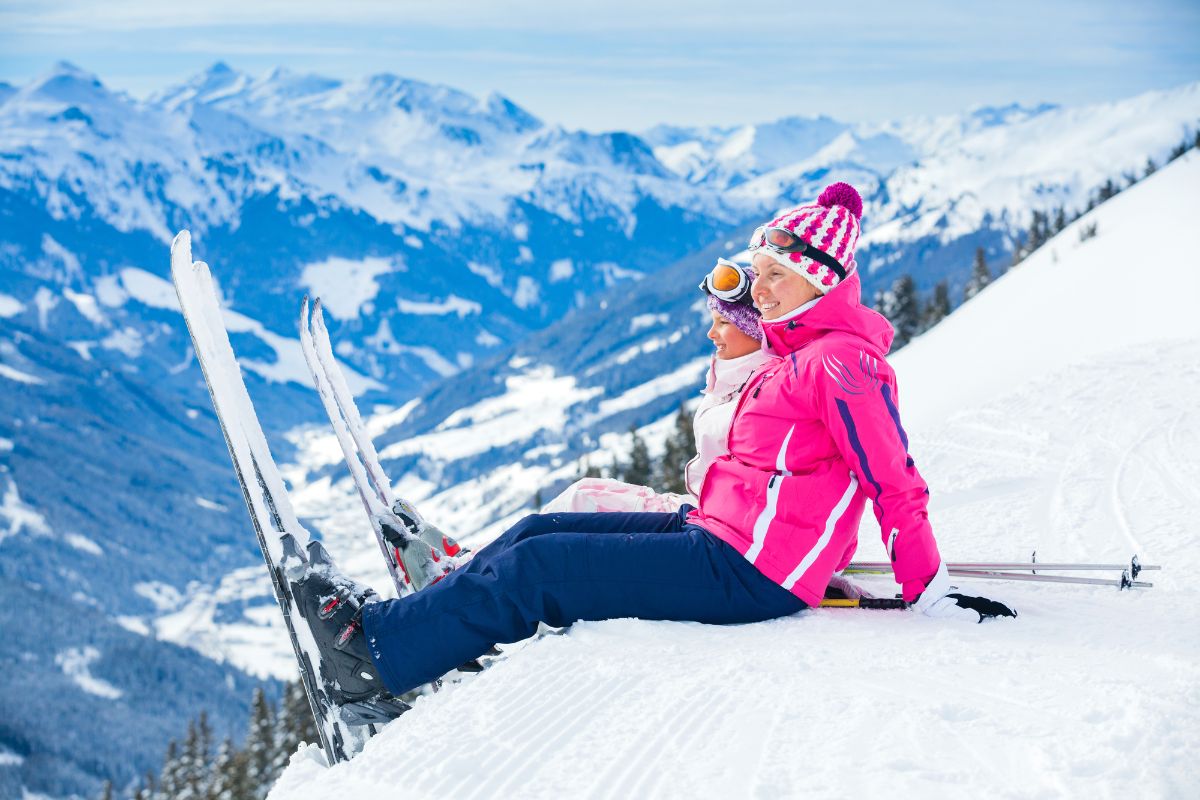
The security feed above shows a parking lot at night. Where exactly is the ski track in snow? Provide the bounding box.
[265,158,1200,798]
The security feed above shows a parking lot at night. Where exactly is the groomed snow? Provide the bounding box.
[271,153,1200,798]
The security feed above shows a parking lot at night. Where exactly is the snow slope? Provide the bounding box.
[270,154,1200,798]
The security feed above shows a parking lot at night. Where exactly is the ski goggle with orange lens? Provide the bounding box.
[699,258,753,305]
[748,225,848,280]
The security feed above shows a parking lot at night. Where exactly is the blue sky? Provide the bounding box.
[1,0,1197,131]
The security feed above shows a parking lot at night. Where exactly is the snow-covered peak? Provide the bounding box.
[858,81,1200,249]
[8,60,127,114]
[964,100,1059,127]
[483,91,543,134]
[646,114,849,185]
[149,61,256,111]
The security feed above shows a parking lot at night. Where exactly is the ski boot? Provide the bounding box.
[379,515,452,592]
[380,500,470,591]
[392,499,469,561]
[286,539,409,725]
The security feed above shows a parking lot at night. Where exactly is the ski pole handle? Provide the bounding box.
[820,597,909,610]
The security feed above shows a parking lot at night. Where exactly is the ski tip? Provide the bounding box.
[169,231,193,275]
[313,297,324,319]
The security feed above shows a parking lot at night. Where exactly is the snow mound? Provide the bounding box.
[271,154,1200,797]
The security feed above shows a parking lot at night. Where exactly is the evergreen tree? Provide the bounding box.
[874,274,920,348]
[964,248,992,302]
[620,426,654,488]
[921,281,951,331]
[1098,178,1119,202]
[175,720,206,800]
[206,738,243,800]
[1027,211,1042,252]
[273,681,318,776]
[659,403,696,495]
[1144,157,1157,178]
[197,712,214,799]
[1027,209,1053,253]
[1010,233,1026,267]
[1169,138,1188,162]
[134,772,156,800]
[244,688,277,799]
[1053,206,1066,234]
[98,780,113,800]
[532,488,542,510]
[156,740,184,800]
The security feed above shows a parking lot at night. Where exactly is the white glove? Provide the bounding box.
[913,562,1018,623]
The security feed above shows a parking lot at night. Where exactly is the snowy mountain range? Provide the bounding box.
[0,60,1197,797]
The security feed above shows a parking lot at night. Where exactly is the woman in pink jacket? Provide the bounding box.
[543,260,770,514]
[291,183,1017,715]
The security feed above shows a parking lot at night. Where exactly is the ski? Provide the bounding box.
[298,296,448,597]
[171,232,403,766]
[301,299,466,572]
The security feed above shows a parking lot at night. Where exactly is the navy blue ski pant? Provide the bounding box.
[361,507,807,695]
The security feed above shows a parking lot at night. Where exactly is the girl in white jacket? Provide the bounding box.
[544,260,769,513]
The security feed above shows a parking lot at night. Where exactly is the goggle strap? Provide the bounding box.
[799,243,848,281]
[758,227,847,281]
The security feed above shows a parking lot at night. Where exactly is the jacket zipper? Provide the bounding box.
[722,367,771,454]
[888,528,899,562]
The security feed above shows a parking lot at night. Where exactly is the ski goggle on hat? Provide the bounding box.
[748,225,848,281]
[699,258,753,305]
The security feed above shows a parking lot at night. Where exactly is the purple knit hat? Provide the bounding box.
[705,263,762,341]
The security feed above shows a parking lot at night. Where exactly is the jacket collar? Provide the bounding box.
[703,349,770,397]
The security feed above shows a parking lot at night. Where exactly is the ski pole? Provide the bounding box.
[820,597,909,610]
[846,562,1161,573]
[942,570,1151,589]
[842,566,1152,589]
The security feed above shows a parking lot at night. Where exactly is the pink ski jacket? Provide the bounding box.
[688,273,941,606]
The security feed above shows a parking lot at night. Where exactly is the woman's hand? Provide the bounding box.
[913,562,1018,623]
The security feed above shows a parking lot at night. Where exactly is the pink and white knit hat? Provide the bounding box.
[751,182,863,292]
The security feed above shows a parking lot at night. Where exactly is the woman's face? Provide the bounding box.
[707,310,760,360]
[751,253,822,319]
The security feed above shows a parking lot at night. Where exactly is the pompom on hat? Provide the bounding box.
[750,181,863,293]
